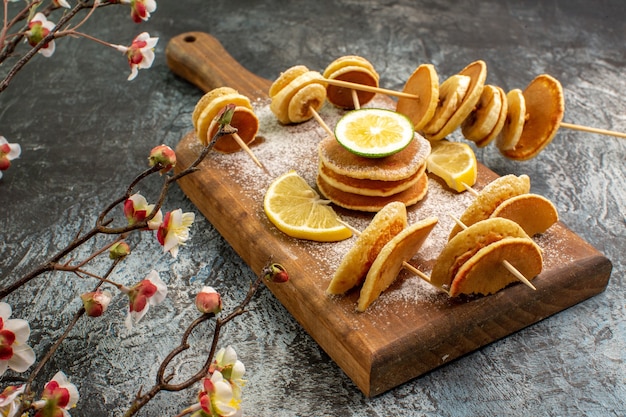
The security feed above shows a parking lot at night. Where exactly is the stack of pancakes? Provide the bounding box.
[316,134,432,212]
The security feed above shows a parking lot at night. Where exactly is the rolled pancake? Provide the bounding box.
[318,134,431,181]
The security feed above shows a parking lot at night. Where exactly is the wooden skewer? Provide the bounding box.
[337,219,432,284]
[325,77,626,139]
[309,107,335,138]
[351,89,361,109]
[447,212,536,291]
[232,132,269,174]
[559,122,626,139]
[323,77,419,100]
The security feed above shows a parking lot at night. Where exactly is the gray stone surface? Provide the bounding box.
[0,1,624,416]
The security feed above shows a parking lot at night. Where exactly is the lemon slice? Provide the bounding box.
[334,108,415,158]
[264,171,352,242]
[426,140,477,192]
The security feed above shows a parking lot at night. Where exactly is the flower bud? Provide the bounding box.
[109,241,131,259]
[195,286,222,314]
[81,290,112,317]
[148,144,176,174]
[262,262,289,283]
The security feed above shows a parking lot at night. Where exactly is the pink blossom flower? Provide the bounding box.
[32,371,79,417]
[0,136,21,180]
[148,144,176,174]
[114,32,158,81]
[195,286,222,315]
[0,384,25,417]
[80,290,112,317]
[0,303,35,376]
[123,193,162,230]
[120,0,157,23]
[197,370,242,417]
[25,13,56,57]
[156,209,195,258]
[210,346,246,400]
[123,270,167,329]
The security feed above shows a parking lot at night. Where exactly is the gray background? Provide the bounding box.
[0,1,624,416]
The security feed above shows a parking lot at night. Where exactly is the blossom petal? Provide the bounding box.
[8,345,35,373]
[3,319,30,344]
[0,302,11,320]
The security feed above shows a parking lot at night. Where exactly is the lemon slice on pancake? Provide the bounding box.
[264,171,352,242]
[334,108,415,158]
[426,140,477,193]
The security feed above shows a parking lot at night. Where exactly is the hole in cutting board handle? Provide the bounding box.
[183,35,196,43]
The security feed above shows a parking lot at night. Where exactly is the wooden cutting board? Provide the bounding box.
[165,32,613,397]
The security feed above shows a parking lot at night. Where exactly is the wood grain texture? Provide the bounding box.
[167,32,612,397]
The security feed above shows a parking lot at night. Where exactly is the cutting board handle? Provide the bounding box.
[165,31,272,99]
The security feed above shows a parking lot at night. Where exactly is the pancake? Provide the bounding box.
[449,237,543,297]
[500,74,565,160]
[326,201,408,295]
[448,174,531,239]
[318,160,425,197]
[490,193,559,236]
[207,106,259,153]
[395,63,439,132]
[431,217,530,289]
[357,216,438,311]
[318,134,431,181]
[316,170,428,212]
[426,60,487,141]
[325,65,379,109]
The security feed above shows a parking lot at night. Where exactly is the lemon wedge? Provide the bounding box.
[334,108,415,158]
[426,140,477,192]
[264,171,352,242]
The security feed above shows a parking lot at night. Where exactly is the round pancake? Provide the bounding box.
[269,65,309,98]
[196,93,252,145]
[318,134,431,181]
[357,216,438,311]
[431,217,530,289]
[326,201,408,295]
[396,63,439,131]
[323,55,378,79]
[449,237,543,297]
[287,82,327,123]
[448,174,531,239]
[316,170,428,212]
[270,70,326,124]
[461,84,507,147]
[474,85,508,148]
[426,60,487,141]
[318,161,425,197]
[490,193,558,236]
[500,74,565,160]
[192,86,238,129]
[325,65,379,109]
[495,89,526,152]
[207,106,259,153]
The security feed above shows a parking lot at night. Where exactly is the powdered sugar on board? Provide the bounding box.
[191,94,570,318]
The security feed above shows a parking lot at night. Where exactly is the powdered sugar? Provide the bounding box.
[194,95,573,313]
